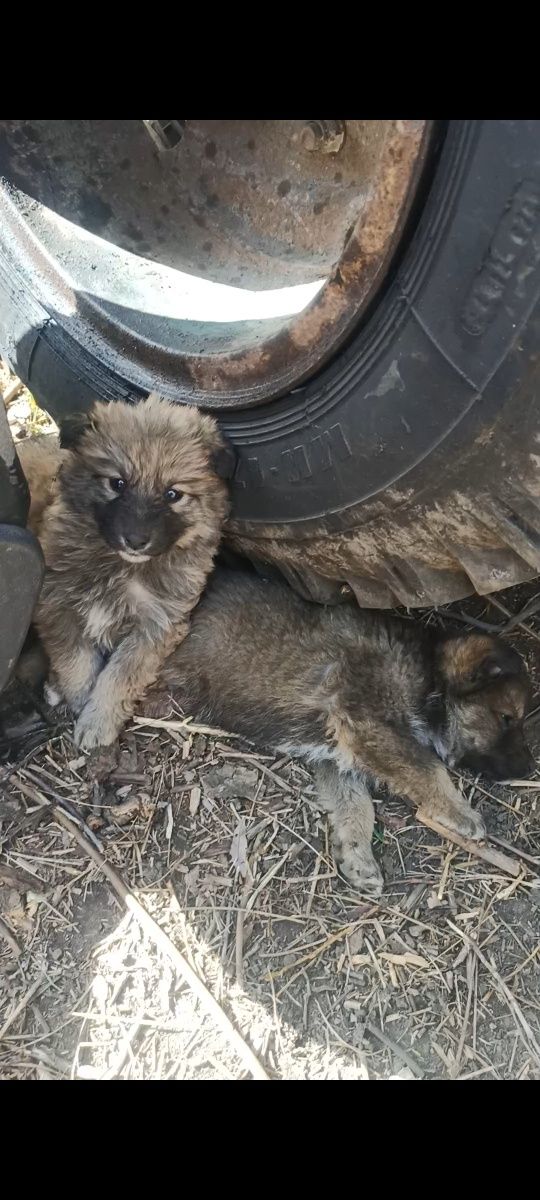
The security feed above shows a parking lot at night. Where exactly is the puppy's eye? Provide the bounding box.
[501,714,514,728]
[109,477,126,493]
[164,488,184,503]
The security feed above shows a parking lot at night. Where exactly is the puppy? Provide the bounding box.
[16,432,64,538]
[155,569,534,896]
[32,394,233,750]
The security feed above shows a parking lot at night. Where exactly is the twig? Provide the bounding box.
[0,862,45,893]
[131,715,241,739]
[364,1020,423,1078]
[447,920,540,1068]
[416,812,521,877]
[488,834,540,867]
[446,591,540,640]
[0,974,46,1041]
[3,378,24,407]
[100,1016,144,1080]
[487,593,540,642]
[504,943,540,986]
[314,998,369,1072]
[451,951,475,1079]
[0,916,21,957]
[266,911,378,983]
[246,848,294,914]
[450,610,506,633]
[235,877,252,990]
[31,1047,71,1076]
[53,806,270,1081]
[10,774,103,851]
[499,779,540,789]
[305,853,322,917]
[0,804,51,852]
[221,751,294,793]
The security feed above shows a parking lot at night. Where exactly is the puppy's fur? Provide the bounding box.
[155,569,534,895]
[16,433,64,538]
[30,394,232,750]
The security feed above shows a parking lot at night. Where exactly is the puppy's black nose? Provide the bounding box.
[122,532,151,552]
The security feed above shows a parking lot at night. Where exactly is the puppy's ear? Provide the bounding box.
[59,412,93,451]
[195,412,237,480]
[440,635,523,696]
[212,434,237,481]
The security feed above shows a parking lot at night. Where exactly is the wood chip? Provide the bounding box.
[380,951,430,969]
[189,786,201,816]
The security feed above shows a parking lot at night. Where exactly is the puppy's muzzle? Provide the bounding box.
[119,531,151,553]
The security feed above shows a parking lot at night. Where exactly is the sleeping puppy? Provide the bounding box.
[29,394,233,750]
[155,568,535,896]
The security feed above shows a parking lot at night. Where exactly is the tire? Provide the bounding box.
[1,120,540,609]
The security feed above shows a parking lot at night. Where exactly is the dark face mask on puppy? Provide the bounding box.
[436,634,534,781]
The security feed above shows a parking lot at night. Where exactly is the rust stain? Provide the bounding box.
[177,120,432,404]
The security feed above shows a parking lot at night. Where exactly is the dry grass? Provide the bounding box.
[1,366,540,1080]
[1,361,57,442]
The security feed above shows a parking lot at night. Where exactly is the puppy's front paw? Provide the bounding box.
[74,702,121,751]
[419,803,486,843]
[459,807,486,842]
[334,840,384,897]
[44,681,62,708]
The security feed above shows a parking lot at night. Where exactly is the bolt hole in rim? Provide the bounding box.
[0,120,434,408]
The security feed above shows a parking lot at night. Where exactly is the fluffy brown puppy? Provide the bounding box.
[33,394,233,750]
[156,568,534,896]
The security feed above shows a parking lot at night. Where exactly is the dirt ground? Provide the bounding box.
[1,368,540,1081]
